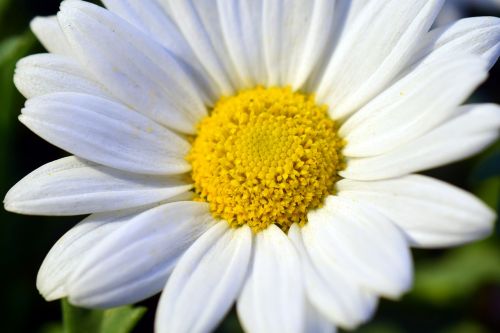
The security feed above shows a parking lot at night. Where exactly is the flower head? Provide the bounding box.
[4,0,500,332]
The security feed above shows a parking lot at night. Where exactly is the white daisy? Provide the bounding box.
[4,0,500,332]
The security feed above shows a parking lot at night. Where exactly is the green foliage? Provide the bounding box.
[412,240,500,305]
[0,30,35,130]
[470,142,500,183]
[61,299,146,333]
[355,323,403,333]
[0,0,9,20]
[475,177,500,214]
[440,321,489,333]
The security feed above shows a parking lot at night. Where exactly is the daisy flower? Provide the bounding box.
[4,0,500,332]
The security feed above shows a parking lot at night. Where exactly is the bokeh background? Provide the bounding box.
[0,1,499,332]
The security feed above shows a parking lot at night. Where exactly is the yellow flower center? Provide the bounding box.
[188,87,344,233]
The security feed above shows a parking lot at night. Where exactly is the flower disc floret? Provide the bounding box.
[188,87,344,232]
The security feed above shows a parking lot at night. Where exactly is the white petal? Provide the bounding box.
[165,0,239,94]
[67,201,213,308]
[317,0,444,119]
[156,223,252,333]
[37,209,146,301]
[58,0,207,134]
[341,57,488,157]
[30,16,72,56]
[260,0,336,88]
[336,175,496,248]
[414,17,500,70]
[19,93,191,175]
[237,225,304,333]
[101,0,192,60]
[4,156,192,216]
[341,104,500,180]
[216,0,267,88]
[304,301,336,333]
[288,224,378,330]
[14,54,109,99]
[303,197,413,299]
[305,0,367,90]
[101,0,216,103]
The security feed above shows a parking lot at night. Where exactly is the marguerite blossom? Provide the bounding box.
[4,0,500,332]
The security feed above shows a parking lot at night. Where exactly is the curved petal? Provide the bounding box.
[156,223,252,333]
[317,0,444,119]
[37,209,147,301]
[58,0,207,134]
[66,201,213,308]
[4,156,192,216]
[336,175,496,248]
[101,0,216,103]
[303,197,413,299]
[30,16,72,56]
[216,0,266,88]
[414,16,500,70]
[341,104,500,180]
[341,57,488,157]
[165,0,240,94]
[19,93,191,175]
[288,224,377,330]
[306,0,367,91]
[237,225,305,333]
[260,0,336,88]
[101,0,193,60]
[304,301,336,333]
[14,54,109,99]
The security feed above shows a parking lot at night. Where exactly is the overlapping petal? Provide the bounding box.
[101,0,216,103]
[14,54,109,99]
[289,224,377,330]
[19,93,191,175]
[341,104,500,180]
[303,196,413,299]
[316,0,444,119]
[58,0,208,134]
[165,0,241,95]
[337,175,496,248]
[37,209,147,301]
[238,225,304,333]
[101,0,193,60]
[414,16,500,70]
[30,16,72,56]
[304,301,336,333]
[156,223,252,333]
[259,0,336,89]
[66,202,213,308]
[4,156,192,216]
[341,57,488,157]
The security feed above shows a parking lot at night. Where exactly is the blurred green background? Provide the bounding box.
[0,1,499,332]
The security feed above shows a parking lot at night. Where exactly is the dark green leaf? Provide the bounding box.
[469,141,500,184]
[100,305,147,333]
[61,299,146,333]
[0,0,10,21]
[62,299,104,333]
[39,322,64,333]
[0,30,36,128]
[354,323,403,333]
[411,240,500,305]
[439,321,489,333]
[474,177,500,212]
